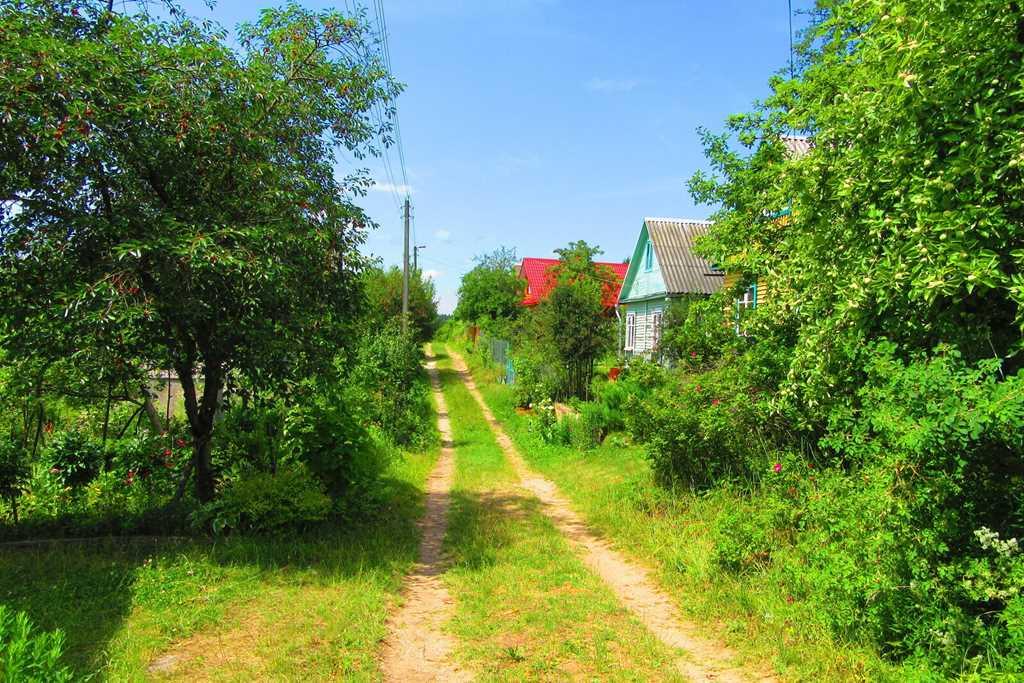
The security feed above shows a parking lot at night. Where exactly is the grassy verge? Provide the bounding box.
[0,440,438,681]
[458,347,931,682]
[433,348,683,681]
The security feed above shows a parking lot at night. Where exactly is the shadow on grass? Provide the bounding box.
[0,475,426,678]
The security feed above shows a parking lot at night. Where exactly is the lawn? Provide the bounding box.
[458,347,935,683]
[433,349,684,681]
[0,444,438,681]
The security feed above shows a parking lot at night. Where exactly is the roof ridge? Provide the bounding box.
[643,217,712,224]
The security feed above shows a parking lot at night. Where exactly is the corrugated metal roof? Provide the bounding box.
[643,218,723,295]
[518,257,629,307]
[781,135,812,159]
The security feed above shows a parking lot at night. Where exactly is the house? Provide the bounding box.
[518,257,629,308]
[617,218,723,357]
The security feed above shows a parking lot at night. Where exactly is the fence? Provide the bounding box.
[476,334,515,385]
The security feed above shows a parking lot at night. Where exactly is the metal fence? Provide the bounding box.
[478,335,515,384]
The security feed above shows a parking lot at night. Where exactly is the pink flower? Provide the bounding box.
[773,462,783,473]
[711,399,721,406]
[690,351,697,358]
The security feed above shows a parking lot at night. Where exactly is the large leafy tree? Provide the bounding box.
[690,0,1024,420]
[361,265,439,343]
[454,246,523,325]
[0,1,399,501]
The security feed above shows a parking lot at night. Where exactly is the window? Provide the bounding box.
[625,312,636,350]
[644,241,654,271]
[652,310,663,348]
[734,283,757,334]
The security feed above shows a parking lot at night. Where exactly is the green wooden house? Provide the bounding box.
[617,218,723,358]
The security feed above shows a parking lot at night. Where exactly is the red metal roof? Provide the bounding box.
[518,257,629,308]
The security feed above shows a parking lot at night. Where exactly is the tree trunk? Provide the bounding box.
[178,362,223,504]
[141,382,165,434]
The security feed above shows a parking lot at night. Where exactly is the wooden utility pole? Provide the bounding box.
[413,244,425,273]
[402,197,410,332]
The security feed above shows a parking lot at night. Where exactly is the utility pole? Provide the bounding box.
[401,196,410,332]
[413,244,426,273]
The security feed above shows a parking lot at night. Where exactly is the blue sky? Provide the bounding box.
[181,0,814,313]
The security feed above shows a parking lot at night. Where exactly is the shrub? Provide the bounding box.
[569,401,608,450]
[348,320,431,446]
[44,431,103,488]
[530,399,570,446]
[0,605,71,682]
[194,465,330,535]
[510,353,558,408]
[627,361,779,488]
[284,389,390,516]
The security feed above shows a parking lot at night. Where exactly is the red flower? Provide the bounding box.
[175,438,186,448]
[163,448,172,457]
[773,462,783,473]
[711,399,721,406]
[690,351,697,358]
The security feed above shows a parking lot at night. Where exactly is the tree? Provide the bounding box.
[362,265,439,343]
[529,241,614,399]
[454,246,523,325]
[689,0,1024,421]
[0,1,399,502]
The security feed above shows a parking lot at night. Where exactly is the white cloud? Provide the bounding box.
[586,77,640,93]
[422,269,443,280]
[371,181,413,195]
[434,229,452,242]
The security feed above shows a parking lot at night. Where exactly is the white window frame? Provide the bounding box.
[625,312,637,351]
[734,283,757,335]
[644,242,654,271]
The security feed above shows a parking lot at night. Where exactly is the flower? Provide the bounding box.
[163,448,172,457]
[711,399,721,406]
[690,351,697,358]
[694,384,702,393]
[175,438,186,447]
[773,462,783,473]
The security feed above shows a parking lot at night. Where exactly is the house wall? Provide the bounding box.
[623,298,667,357]
[628,231,667,300]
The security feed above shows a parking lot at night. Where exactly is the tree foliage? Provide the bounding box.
[0,1,399,501]
[454,246,523,326]
[690,0,1024,421]
[524,241,614,399]
[361,265,439,343]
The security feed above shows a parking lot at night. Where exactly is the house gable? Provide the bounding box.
[619,222,668,304]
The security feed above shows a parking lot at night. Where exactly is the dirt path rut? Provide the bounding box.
[447,348,777,683]
[380,347,469,683]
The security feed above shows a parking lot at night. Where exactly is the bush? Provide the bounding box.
[569,401,608,450]
[43,431,103,488]
[627,359,780,488]
[348,320,431,446]
[510,353,558,408]
[530,399,570,446]
[194,465,330,535]
[0,605,71,682]
[284,388,390,516]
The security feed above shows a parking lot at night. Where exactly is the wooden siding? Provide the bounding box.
[623,299,666,357]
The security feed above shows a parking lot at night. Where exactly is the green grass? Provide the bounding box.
[458,346,933,683]
[433,348,683,681]
[0,443,439,681]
